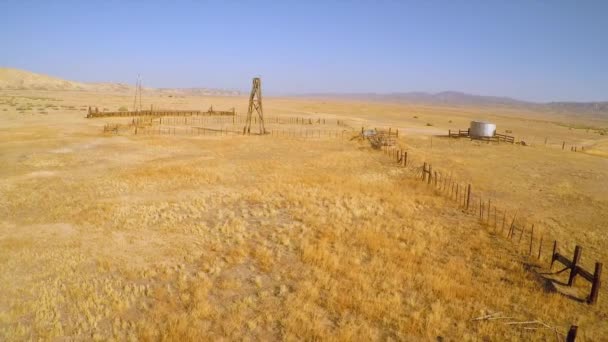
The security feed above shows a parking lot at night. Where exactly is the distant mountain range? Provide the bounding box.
[301,91,608,115]
[0,67,240,96]
[2,67,606,115]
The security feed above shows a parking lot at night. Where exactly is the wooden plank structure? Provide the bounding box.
[448,129,471,138]
[243,77,266,135]
[550,242,603,305]
[364,127,398,148]
[87,106,235,118]
[448,129,514,143]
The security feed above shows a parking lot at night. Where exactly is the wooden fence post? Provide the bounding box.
[568,246,582,286]
[518,223,525,244]
[566,325,578,342]
[428,165,433,185]
[423,162,427,181]
[588,262,602,305]
[551,241,558,269]
[529,224,534,256]
[537,235,543,259]
[487,199,491,224]
[403,152,408,167]
[466,184,471,210]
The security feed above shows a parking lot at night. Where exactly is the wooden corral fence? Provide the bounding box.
[363,127,399,148]
[103,123,133,134]
[378,140,603,310]
[87,106,235,118]
[448,129,515,144]
[551,243,603,305]
[124,115,349,128]
[448,129,470,138]
[136,126,239,136]
[132,125,352,139]
[105,114,355,137]
[378,140,604,340]
[495,133,516,144]
[448,131,594,153]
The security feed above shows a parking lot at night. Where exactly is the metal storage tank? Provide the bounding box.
[469,121,496,138]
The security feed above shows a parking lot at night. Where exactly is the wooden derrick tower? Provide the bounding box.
[132,74,142,112]
[243,77,266,135]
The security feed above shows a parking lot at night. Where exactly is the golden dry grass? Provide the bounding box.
[1,90,607,340]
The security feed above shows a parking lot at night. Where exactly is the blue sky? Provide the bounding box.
[1,1,607,102]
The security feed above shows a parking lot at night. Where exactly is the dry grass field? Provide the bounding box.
[1,90,607,340]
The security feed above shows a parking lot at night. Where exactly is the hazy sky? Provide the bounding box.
[1,1,607,102]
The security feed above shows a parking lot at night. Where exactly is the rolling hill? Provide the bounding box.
[0,67,240,95]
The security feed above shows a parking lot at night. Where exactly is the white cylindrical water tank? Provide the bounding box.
[469,121,496,138]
